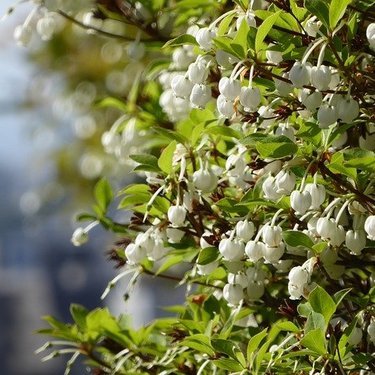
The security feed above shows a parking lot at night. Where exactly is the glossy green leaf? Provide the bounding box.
[158,140,177,174]
[329,0,352,29]
[255,10,282,52]
[282,230,314,249]
[308,285,337,324]
[163,34,198,48]
[300,328,327,355]
[94,178,113,213]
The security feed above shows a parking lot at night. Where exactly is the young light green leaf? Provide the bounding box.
[163,34,198,48]
[158,140,177,174]
[255,135,298,159]
[247,328,268,362]
[255,10,281,52]
[308,285,336,324]
[300,328,327,355]
[94,178,113,213]
[197,247,219,265]
[212,358,244,372]
[283,230,314,249]
[304,0,329,29]
[329,0,352,29]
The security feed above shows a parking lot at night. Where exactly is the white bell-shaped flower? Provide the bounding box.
[288,266,309,286]
[310,65,331,91]
[36,14,56,41]
[262,224,283,247]
[172,47,194,69]
[266,46,283,64]
[246,281,265,300]
[317,104,338,128]
[219,77,241,100]
[149,237,169,261]
[171,75,194,98]
[217,95,235,118]
[366,23,375,50]
[367,321,375,343]
[330,224,345,247]
[336,96,360,123]
[345,230,367,255]
[289,62,310,88]
[288,282,305,300]
[305,17,321,37]
[364,215,375,240]
[219,238,245,261]
[71,227,88,246]
[14,25,33,47]
[187,61,209,84]
[275,123,296,141]
[190,84,211,108]
[304,183,326,209]
[300,89,322,112]
[307,216,319,236]
[228,273,248,288]
[290,190,312,215]
[263,242,285,263]
[196,27,216,50]
[223,283,244,305]
[197,260,219,275]
[167,205,187,227]
[262,175,282,200]
[316,217,336,240]
[127,42,146,60]
[166,228,185,243]
[236,11,256,29]
[193,166,218,192]
[125,243,147,264]
[275,170,296,195]
[240,86,261,111]
[236,220,255,242]
[245,241,265,262]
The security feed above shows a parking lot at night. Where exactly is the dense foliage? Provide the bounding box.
[10,0,375,373]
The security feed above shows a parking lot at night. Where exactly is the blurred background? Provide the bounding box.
[0,1,184,374]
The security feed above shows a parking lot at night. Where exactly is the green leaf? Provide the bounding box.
[154,127,189,144]
[308,285,337,324]
[333,289,352,307]
[329,0,352,29]
[212,339,237,358]
[232,18,250,58]
[156,254,184,275]
[198,247,219,265]
[247,328,268,361]
[275,321,300,332]
[282,230,314,249]
[181,334,215,356]
[94,178,113,213]
[158,140,177,174]
[163,34,198,48]
[95,97,128,112]
[212,358,243,372]
[204,125,242,139]
[255,10,282,52]
[130,154,161,173]
[255,135,298,159]
[305,312,326,332]
[304,0,329,28]
[70,304,88,330]
[297,302,313,317]
[300,328,327,355]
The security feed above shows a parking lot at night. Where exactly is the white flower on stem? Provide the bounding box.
[317,103,338,128]
[299,89,322,112]
[14,25,33,47]
[149,237,169,261]
[266,45,283,64]
[197,260,219,275]
[245,240,265,262]
[226,152,246,175]
[275,170,296,195]
[288,282,305,300]
[187,60,209,84]
[246,267,266,282]
[193,165,218,192]
[217,95,235,118]
[304,183,326,210]
[236,220,255,242]
[196,27,216,50]
[367,321,375,343]
[172,47,195,69]
[223,283,244,305]
[219,238,245,261]
[345,230,367,255]
[366,23,375,50]
[171,75,194,98]
[228,273,248,288]
[246,281,265,300]
[190,84,211,108]
[262,175,282,200]
[305,17,321,37]
[310,65,331,91]
[219,77,241,100]
[329,224,345,247]
[166,228,185,243]
[263,242,285,263]
[240,86,261,112]
[71,227,88,246]
[364,215,375,240]
[275,123,295,141]
[289,62,310,88]
[316,217,336,240]
[236,11,256,29]
[289,266,309,286]
[336,96,360,123]
[125,243,147,265]
[167,205,187,227]
[262,224,283,247]
[290,190,312,215]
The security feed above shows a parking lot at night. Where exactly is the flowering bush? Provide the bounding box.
[10,0,375,373]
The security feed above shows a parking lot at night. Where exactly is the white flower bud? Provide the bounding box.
[196,27,216,50]
[197,260,219,275]
[172,47,194,69]
[245,241,264,262]
[219,238,245,261]
[367,321,375,342]
[366,23,375,50]
[336,96,360,123]
[171,75,194,98]
[193,166,218,192]
[275,170,296,195]
[258,105,276,128]
[219,77,241,100]
[187,61,208,84]
[345,230,366,255]
[223,283,244,305]
[275,75,293,96]
[14,25,32,47]
[190,84,211,108]
[307,216,319,236]
[228,273,248,288]
[240,86,261,111]
[330,224,345,247]
[317,104,338,128]
[316,217,336,240]
[288,282,305,299]
[289,62,310,88]
[305,17,321,37]
[290,190,312,215]
[236,11,256,29]
[266,47,283,64]
[217,95,235,118]
[127,42,146,60]
[262,224,283,247]
[310,65,331,91]
[364,215,375,240]
[200,233,212,248]
[246,267,266,282]
[304,183,326,210]
[262,175,282,200]
[167,205,187,227]
[348,327,363,346]
[275,123,295,141]
[166,228,185,243]
[226,153,246,175]
[125,243,147,264]
[236,220,255,242]
[263,242,285,263]
[246,281,265,300]
[300,89,322,112]
[36,15,56,41]
[71,227,88,246]
[289,266,309,286]
[149,238,169,261]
